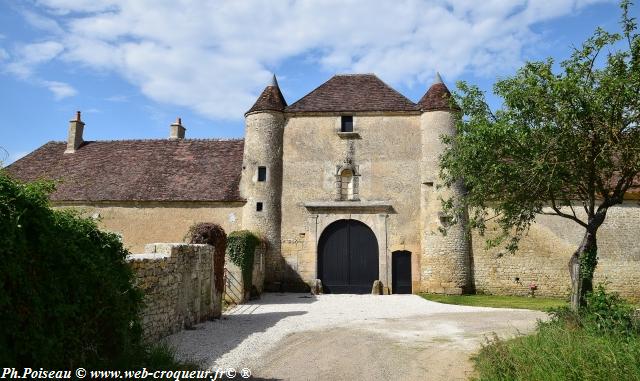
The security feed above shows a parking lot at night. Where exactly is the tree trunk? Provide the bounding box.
[569,230,598,311]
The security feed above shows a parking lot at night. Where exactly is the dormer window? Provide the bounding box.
[341,116,353,132]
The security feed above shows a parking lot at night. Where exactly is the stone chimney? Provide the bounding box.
[65,111,84,154]
[169,117,185,139]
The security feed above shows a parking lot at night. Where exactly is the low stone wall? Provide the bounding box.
[127,243,221,342]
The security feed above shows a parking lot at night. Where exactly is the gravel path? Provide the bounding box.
[166,293,546,380]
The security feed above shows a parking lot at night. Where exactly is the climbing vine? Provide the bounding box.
[580,246,598,281]
[226,230,260,292]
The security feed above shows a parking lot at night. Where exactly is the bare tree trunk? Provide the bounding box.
[569,230,597,311]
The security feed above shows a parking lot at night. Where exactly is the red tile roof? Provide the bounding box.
[417,82,460,112]
[5,139,245,202]
[246,84,287,115]
[286,74,417,113]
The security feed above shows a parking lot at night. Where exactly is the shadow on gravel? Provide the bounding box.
[168,310,307,367]
[245,293,318,306]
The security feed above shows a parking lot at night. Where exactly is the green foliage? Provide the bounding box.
[0,171,144,368]
[440,1,640,309]
[474,286,640,380]
[420,293,566,311]
[548,284,638,335]
[441,1,640,252]
[185,222,227,290]
[226,230,260,290]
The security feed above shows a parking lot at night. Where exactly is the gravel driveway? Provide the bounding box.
[167,293,546,380]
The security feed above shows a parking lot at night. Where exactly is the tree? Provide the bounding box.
[440,1,640,310]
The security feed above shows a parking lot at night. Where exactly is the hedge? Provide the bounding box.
[0,172,143,368]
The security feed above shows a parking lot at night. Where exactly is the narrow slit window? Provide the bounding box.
[256,202,263,212]
[341,116,353,132]
[257,166,267,182]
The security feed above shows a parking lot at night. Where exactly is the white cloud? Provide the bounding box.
[0,48,8,61]
[16,0,612,118]
[21,10,63,34]
[5,41,64,78]
[2,40,76,99]
[42,80,77,99]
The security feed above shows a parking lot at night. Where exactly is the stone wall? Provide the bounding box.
[472,203,640,302]
[240,111,285,288]
[280,113,422,290]
[127,243,221,342]
[55,201,243,252]
[224,242,266,304]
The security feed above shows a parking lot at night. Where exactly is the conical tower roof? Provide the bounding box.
[245,74,287,115]
[417,72,460,112]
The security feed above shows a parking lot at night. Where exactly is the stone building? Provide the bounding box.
[6,74,640,299]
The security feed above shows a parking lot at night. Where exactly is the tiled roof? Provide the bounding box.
[246,77,287,115]
[286,74,417,113]
[417,82,460,112]
[5,139,245,202]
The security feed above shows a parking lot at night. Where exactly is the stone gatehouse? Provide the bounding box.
[6,73,640,300]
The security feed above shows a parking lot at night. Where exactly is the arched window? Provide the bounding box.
[340,168,354,200]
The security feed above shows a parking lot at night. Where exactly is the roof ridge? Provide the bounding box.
[286,73,416,113]
[372,75,417,108]
[334,73,376,76]
[79,138,245,143]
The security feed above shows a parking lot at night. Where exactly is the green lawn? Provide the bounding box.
[420,293,567,311]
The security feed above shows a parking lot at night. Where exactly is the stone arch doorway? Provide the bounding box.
[317,219,379,294]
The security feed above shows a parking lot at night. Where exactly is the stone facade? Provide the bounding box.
[240,111,285,288]
[55,201,243,253]
[278,114,423,291]
[127,243,222,342]
[473,203,640,302]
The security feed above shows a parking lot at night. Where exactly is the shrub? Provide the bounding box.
[226,230,260,295]
[185,222,227,291]
[581,284,638,335]
[474,285,640,380]
[0,172,143,368]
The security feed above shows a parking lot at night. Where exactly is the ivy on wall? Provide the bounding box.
[226,230,260,294]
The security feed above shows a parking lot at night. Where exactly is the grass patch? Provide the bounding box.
[420,293,566,311]
[472,286,640,381]
[473,319,640,380]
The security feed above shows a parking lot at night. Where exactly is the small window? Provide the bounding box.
[257,166,267,182]
[256,202,263,212]
[341,116,353,132]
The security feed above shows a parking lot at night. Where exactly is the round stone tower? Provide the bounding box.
[240,74,287,287]
[418,73,472,294]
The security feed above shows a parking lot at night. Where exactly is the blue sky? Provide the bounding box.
[0,0,628,165]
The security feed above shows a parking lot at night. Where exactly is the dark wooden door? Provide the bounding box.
[392,250,412,294]
[318,220,378,294]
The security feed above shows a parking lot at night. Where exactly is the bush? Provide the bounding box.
[0,172,143,368]
[474,286,640,380]
[185,222,227,291]
[226,230,260,294]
